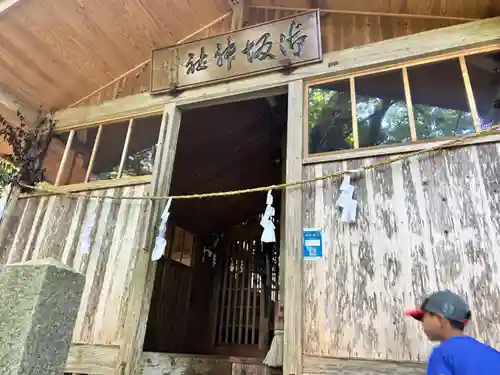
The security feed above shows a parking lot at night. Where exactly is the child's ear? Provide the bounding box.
[437,314,448,328]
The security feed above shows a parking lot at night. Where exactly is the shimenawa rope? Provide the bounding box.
[13,124,500,201]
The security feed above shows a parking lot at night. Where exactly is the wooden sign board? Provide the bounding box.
[150,10,322,95]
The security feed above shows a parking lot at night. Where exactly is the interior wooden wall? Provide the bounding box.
[0,183,151,347]
[143,225,199,353]
[144,257,193,353]
[74,8,466,108]
[302,143,500,362]
[184,242,218,354]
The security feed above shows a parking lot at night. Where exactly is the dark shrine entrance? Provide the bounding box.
[143,93,288,362]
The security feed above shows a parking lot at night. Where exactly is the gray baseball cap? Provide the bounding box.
[405,290,471,324]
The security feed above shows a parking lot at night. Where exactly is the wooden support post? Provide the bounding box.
[54,130,75,186]
[114,104,182,375]
[283,80,304,375]
[117,118,134,178]
[84,125,103,182]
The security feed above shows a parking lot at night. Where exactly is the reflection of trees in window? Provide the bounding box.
[412,106,473,139]
[357,99,411,147]
[91,147,155,181]
[354,69,411,147]
[308,71,412,154]
[308,81,353,154]
[466,50,500,130]
[307,51,500,156]
[408,58,474,140]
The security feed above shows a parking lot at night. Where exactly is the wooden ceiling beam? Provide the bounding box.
[249,5,479,22]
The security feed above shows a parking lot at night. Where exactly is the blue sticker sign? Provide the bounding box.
[303,228,323,259]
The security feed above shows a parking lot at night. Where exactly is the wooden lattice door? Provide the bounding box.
[211,218,279,358]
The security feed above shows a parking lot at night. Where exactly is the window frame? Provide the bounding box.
[49,111,163,190]
[303,43,500,164]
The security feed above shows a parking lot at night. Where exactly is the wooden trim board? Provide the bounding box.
[302,131,500,165]
[249,5,478,22]
[66,344,119,375]
[54,17,500,130]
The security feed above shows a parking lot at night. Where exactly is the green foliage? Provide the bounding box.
[0,108,56,191]
[0,158,18,192]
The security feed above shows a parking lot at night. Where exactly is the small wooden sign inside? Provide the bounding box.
[150,10,322,95]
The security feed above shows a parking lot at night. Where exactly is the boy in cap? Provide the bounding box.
[405,290,500,375]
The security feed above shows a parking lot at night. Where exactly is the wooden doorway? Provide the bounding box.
[142,94,288,361]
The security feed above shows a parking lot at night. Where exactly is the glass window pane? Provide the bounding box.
[43,136,66,184]
[355,69,411,147]
[121,115,161,177]
[465,50,500,131]
[48,129,94,185]
[307,80,354,154]
[88,121,129,181]
[407,58,474,140]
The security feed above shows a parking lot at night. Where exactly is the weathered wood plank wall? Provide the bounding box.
[75,9,463,107]
[302,143,500,361]
[0,183,151,346]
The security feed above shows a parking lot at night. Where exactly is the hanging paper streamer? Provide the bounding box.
[336,172,359,223]
[0,183,11,221]
[79,219,94,254]
[79,202,98,254]
[260,190,276,243]
[341,198,358,223]
[151,198,172,261]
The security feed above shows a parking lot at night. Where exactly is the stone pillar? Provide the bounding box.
[0,258,85,375]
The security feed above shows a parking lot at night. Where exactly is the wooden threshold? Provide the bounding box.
[64,344,429,375]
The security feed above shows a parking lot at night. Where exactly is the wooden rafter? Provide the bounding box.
[68,11,233,109]
[249,5,479,22]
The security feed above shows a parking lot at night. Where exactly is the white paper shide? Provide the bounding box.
[152,197,173,261]
[260,190,276,243]
[335,173,358,223]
